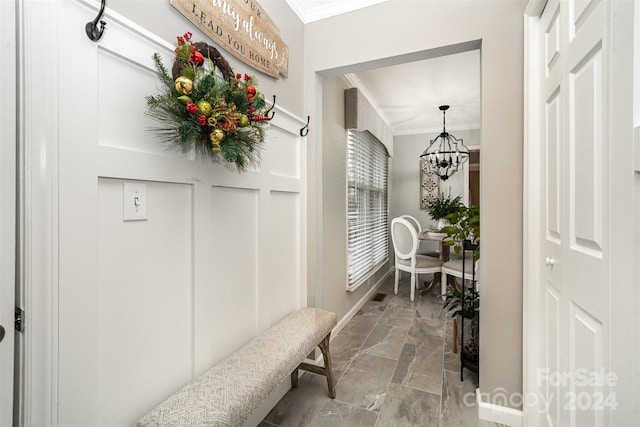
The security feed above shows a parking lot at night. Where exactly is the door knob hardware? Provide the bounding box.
[545,257,556,267]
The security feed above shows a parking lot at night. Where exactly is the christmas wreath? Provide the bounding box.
[146,32,274,171]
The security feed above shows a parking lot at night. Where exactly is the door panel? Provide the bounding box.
[545,284,561,427]
[545,91,561,242]
[539,0,610,425]
[569,303,604,427]
[569,46,603,256]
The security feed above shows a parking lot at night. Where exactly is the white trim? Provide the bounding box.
[524,0,547,17]
[476,388,523,427]
[343,73,393,131]
[335,267,392,337]
[392,122,482,136]
[523,6,545,427]
[284,0,389,24]
[0,1,17,426]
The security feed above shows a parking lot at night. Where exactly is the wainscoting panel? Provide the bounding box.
[96,178,194,425]
[43,1,307,425]
[267,125,301,179]
[262,191,300,327]
[97,47,168,155]
[209,186,260,359]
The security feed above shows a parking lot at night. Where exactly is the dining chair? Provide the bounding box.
[441,251,479,299]
[399,214,440,258]
[391,217,444,302]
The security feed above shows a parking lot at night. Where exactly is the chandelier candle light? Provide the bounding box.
[420,105,469,181]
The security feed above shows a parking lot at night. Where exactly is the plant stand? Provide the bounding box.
[459,240,479,381]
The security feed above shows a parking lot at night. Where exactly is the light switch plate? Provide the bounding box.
[123,182,148,221]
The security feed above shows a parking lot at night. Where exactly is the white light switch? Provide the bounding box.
[123,182,148,221]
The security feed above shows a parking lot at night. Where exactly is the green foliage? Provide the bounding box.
[151,53,175,91]
[146,46,271,172]
[424,193,463,220]
[442,286,480,328]
[441,204,480,261]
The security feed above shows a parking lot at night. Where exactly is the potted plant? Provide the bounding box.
[442,286,480,356]
[441,204,480,261]
[441,203,480,362]
[424,192,463,231]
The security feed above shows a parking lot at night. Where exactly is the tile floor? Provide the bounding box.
[259,274,502,427]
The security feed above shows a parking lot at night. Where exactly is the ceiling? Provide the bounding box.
[283,0,390,24]
[283,0,481,136]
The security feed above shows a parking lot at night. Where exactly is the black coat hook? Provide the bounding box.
[263,95,276,120]
[300,116,310,137]
[86,0,107,42]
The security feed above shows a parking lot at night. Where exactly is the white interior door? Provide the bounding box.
[537,0,615,425]
[0,0,16,425]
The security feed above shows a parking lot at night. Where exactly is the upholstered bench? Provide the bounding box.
[137,307,337,427]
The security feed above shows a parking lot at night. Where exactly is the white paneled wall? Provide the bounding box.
[23,1,306,425]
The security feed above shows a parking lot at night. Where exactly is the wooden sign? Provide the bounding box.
[170,0,289,79]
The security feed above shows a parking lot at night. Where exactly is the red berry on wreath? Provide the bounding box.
[186,102,199,114]
[236,73,242,79]
[247,85,257,96]
[198,115,207,126]
[190,51,204,66]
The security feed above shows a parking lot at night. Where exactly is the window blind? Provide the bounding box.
[347,129,389,289]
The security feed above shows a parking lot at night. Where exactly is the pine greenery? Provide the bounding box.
[145,49,270,171]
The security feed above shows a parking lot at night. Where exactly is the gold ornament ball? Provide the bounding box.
[209,129,225,144]
[239,114,250,127]
[197,100,213,116]
[175,76,194,95]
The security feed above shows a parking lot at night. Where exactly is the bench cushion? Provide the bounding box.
[138,307,337,427]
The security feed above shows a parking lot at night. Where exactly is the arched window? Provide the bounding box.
[347,130,389,290]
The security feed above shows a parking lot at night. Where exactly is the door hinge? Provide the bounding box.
[15,306,24,332]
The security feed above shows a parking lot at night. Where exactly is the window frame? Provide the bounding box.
[345,129,390,291]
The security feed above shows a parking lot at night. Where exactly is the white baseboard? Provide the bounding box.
[332,267,393,338]
[310,267,393,365]
[476,388,523,427]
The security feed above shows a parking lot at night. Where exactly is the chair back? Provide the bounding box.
[400,214,422,234]
[391,217,418,261]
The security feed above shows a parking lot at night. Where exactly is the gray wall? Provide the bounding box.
[319,75,392,318]
[391,129,481,234]
[305,0,525,409]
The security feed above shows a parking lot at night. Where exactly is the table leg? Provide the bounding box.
[421,272,442,296]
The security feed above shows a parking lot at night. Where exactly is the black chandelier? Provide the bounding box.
[420,105,469,181]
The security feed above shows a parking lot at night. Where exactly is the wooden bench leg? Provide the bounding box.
[294,333,336,399]
[318,334,336,399]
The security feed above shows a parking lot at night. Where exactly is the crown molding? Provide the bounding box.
[343,73,393,130]
[392,123,482,137]
[284,0,389,24]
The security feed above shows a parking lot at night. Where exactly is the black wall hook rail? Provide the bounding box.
[264,95,276,120]
[86,0,107,42]
[300,116,310,137]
